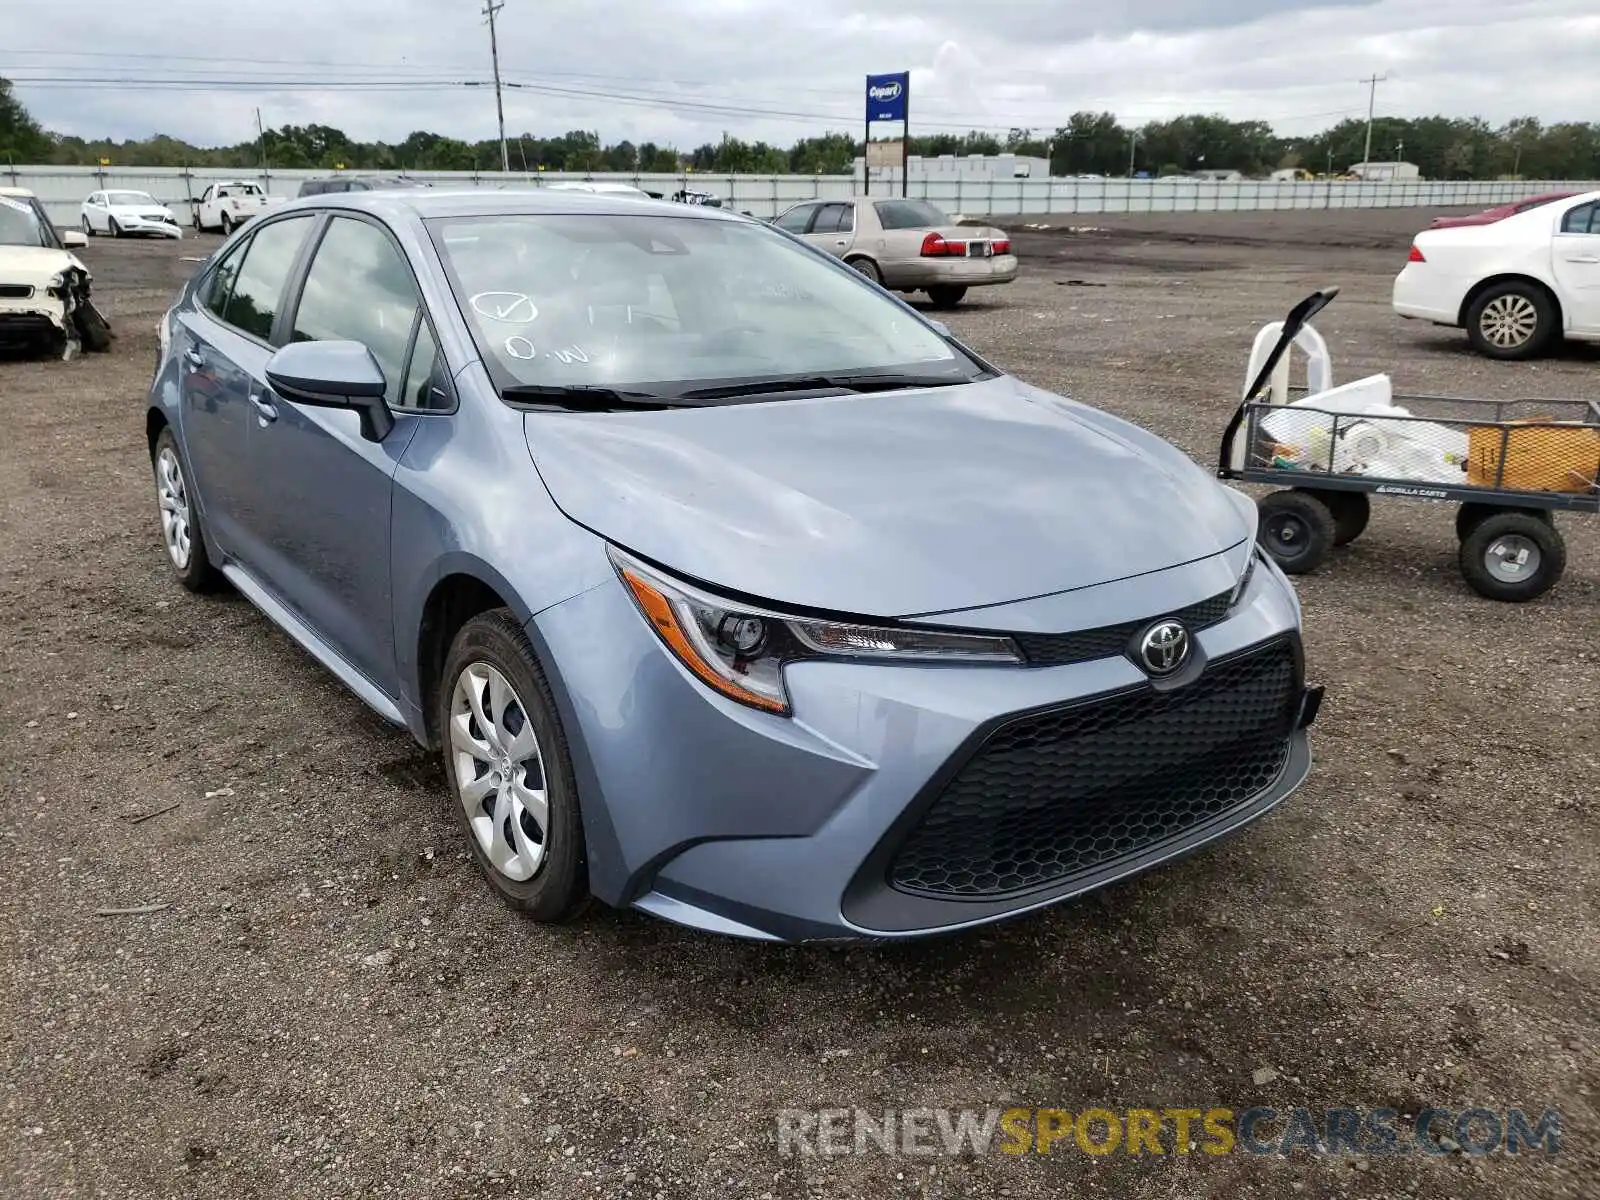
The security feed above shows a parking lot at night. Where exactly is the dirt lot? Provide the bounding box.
[3,210,1595,1200]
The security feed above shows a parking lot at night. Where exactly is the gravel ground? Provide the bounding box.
[2,210,1595,1200]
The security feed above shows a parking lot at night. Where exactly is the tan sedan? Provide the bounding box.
[771,197,1017,308]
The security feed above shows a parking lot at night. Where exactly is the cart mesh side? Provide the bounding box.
[1242,393,1600,499]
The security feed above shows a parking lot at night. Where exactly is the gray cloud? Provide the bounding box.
[2,0,1593,152]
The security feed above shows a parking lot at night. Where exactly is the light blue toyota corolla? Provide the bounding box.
[146,189,1321,943]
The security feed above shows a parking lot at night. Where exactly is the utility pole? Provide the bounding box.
[255,108,269,171]
[482,0,509,173]
[1128,130,1138,178]
[1360,72,1387,174]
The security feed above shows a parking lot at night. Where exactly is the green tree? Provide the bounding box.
[0,77,52,162]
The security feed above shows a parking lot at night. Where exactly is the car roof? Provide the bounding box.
[0,186,36,198]
[265,187,738,223]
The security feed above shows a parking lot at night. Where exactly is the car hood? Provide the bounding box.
[0,245,85,285]
[112,205,173,218]
[521,375,1253,618]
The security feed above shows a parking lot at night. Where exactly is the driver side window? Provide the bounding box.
[290,215,427,409]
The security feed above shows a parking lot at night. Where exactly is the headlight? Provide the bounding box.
[1229,545,1262,609]
[47,271,65,290]
[609,547,1022,715]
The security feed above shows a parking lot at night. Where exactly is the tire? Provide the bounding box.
[108,217,122,239]
[151,428,223,593]
[1465,281,1557,361]
[220,213,235,236]
[192,208,204,232]
[1306,489,1370,547]
[1256,489,1336,575]
[81,216,94,238]
[847,257,882,286]
[437,609,589,923]
[74,301,113,353]
[927,285,968,309]
[1458,511,1566,602]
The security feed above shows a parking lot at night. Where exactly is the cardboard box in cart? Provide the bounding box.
[1466,421,1600,494]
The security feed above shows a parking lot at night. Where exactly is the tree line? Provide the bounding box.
[4,78,1597,180]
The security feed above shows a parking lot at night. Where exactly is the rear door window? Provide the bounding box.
[775,204,818,234]
[1561,202,1599,234]
[810,203,854,234]
[220,215,315,341]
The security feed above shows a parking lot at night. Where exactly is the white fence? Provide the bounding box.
[8,163,1599,225]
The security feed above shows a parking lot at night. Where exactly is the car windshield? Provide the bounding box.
[429,212,972,396]
[874,200,952,230]
[0,195,56,248]
[107,191,157,206]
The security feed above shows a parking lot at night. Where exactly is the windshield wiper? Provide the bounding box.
[499,383,689,411]
[679,372,971,401]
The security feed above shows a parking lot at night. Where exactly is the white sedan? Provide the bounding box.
[1393,188,1600,359]
[80,190,184,239]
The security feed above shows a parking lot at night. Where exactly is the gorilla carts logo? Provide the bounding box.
[868,81,903,103]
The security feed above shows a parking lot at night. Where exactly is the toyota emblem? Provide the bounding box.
[1137,620,1191,676]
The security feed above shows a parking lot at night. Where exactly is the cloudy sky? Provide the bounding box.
[5,0,1596,149]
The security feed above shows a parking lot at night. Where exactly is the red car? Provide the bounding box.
[1428,191,1577,229]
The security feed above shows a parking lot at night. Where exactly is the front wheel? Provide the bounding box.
[1256,489,1336,575]
[1458,512,1566,602]
[438,610,589,922]
[108,217,122,238]
[81,216,95,238]
[927,285,968,309]
[219,213,235,236]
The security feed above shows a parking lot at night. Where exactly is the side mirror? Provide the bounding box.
[62,229,88,249]
[265,340,395,442]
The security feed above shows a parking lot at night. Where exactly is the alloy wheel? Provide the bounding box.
[155,446,192,570]
[449,662,550,882]
[1479,294,1537,349]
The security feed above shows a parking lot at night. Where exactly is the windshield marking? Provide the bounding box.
[505,335,538,360]
[471,291,539,322]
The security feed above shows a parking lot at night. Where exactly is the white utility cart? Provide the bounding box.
[1218,289,1600,602]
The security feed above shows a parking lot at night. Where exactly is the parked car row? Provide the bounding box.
[139,184,1311,945]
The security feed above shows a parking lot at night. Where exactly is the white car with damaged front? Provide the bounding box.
[80,189,184,239]
[0,187,113,359]
[1393,187,1600,360]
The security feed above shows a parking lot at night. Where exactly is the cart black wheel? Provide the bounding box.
[1257,490,1336,575]
[1303,489,1371,547]
[1456,503,1553,542]
[1458,512,1566,602]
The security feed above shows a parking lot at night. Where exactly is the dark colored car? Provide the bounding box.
[1428,192,1577,229]
[297,176,432,198]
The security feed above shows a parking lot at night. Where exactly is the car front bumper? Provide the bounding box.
[888,253,1019,290]
[529,551,1316,943]
[120,216,184,238]
[0,296,69,349]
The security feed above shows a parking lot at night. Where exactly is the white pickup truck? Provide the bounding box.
[190,181,287,235]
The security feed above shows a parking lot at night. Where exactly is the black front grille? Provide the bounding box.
[887,638,1299,899]
[1012,590,1233,668]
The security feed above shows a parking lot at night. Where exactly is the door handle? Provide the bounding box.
[834,239,848,246]
[1566,255,1600,264]
[183,347,204,369]
[248,392,278,422]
